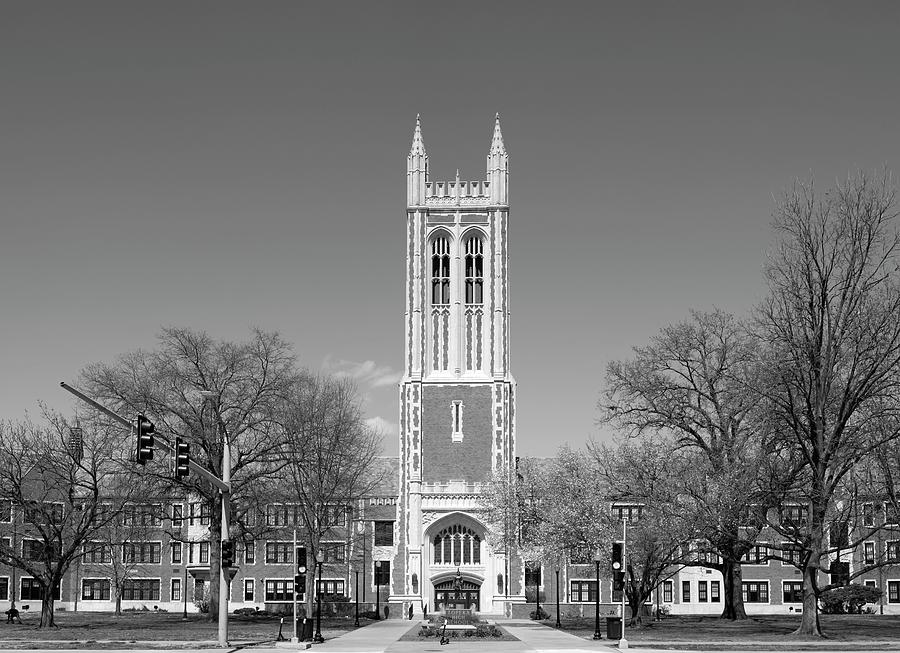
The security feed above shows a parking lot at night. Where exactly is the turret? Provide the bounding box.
[407,114,428,206]
[486,113,508,205]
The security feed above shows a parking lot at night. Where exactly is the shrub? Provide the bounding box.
[530,606,549,620]
[821,584,882,614]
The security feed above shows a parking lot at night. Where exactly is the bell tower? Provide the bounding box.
[393,115,518,614]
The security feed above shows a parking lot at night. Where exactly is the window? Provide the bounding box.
[742,581,769,603]
[711,581,721,603]
[890,581,900,604]
[863,503,875,527]
[431,236,451,305]
[83,542,112,564]
[698,550,721,566]
[682,581,690,603]
[323,504,346,528]
[742,544,768,565]
[374,561,390,586]
[265,579,293,602]
[172,504,184,527]
[266,542,294,564]
[122,579,160,601]
[266,504,301,527]
[0,578,8,601]
[171,541,182,564]
[199,542,209,564]
[783,581,803,604]
[698,581,708,602]
[24,501,63,524]
[829,522,849,548]
[23,539,59,562]
[190,502,210,526]
[316,579,346,596]
[888,541,900,562]
[0,500,11,522]
[21,578,60,601]
[451,401,464,442]
[780,504,809,527]
[244,540,255,565]
[663,580,673,603]
[524,564,541,587]
[322,543,345,563]
[612,505,644,522]
[782,542,802,566]
[244,579,254,602]
[123,504,162,527]
[570,580,597,603]
[886,503,900,525]
[82,579,110,601]
[171,578,182,602]
[374,521,394,546]
[123,542,161,564]
[464,236,483,304]
[432,525,481,565]
[864,541,876,565]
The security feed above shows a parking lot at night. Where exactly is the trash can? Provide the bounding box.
[606,617,622,640]
[296,618,314,641]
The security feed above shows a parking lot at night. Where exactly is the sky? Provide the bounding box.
[2,1,899,457]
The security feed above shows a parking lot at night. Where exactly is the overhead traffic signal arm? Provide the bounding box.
[60,382,229,493]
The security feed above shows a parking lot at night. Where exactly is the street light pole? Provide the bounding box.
[555,568,560,628]
[354,570,360,627]
[375,561,381,620]
[592,550,602,640]
[314,550,325,643]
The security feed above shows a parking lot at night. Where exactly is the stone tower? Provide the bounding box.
[393,115,518,614]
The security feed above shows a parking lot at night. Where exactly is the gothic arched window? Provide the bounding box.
[464,236,483,304]
[432,524,481,565]
[431,236,450,305]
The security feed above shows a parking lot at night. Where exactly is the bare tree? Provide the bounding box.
[0,413,141,627]
[756,171,900,636]
[278,374,383,618]
[600,309,771,619]
[79,327,299,619]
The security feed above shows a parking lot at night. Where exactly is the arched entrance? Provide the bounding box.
[434,578,481,611]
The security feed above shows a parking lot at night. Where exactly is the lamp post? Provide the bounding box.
[555,568,561,628]
[592,550,602,640]
[314,549,325,643]
[354,570,360,627]
[375,561,382,620]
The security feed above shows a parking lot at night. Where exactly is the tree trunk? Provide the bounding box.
[115,590,122,616]
[40,593,55,628]
[720,560,748,620]
[794,517,825,638]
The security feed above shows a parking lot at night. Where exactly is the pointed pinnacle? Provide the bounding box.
[410,114,426,156]
[489,113,506,155]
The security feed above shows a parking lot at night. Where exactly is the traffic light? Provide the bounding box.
[135,414,155,464]
[613,570,625,592]
[174,437,190,478]
[295,565,307,596]
[611,542,623,572]
[221,540,235,568]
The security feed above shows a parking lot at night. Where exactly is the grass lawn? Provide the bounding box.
[552,614,900,645]
[0,610,369,645]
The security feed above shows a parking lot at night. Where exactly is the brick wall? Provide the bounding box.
[421,385,493,484]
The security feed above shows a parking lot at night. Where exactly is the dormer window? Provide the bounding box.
[464,236,483,304]
[431,236,450,305]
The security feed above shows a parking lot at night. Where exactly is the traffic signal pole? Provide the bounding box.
[219,431,231,647]
[620,519,628,650]
[59,381,232,645]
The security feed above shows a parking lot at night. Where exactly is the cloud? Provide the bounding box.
[365,416,399,437]
[322,356,402,390]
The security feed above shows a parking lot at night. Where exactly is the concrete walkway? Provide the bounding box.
[251,618,619,653]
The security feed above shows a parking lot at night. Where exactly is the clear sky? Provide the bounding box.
[2,1,899,457]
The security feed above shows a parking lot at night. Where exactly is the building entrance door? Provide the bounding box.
[433,579,480,611]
